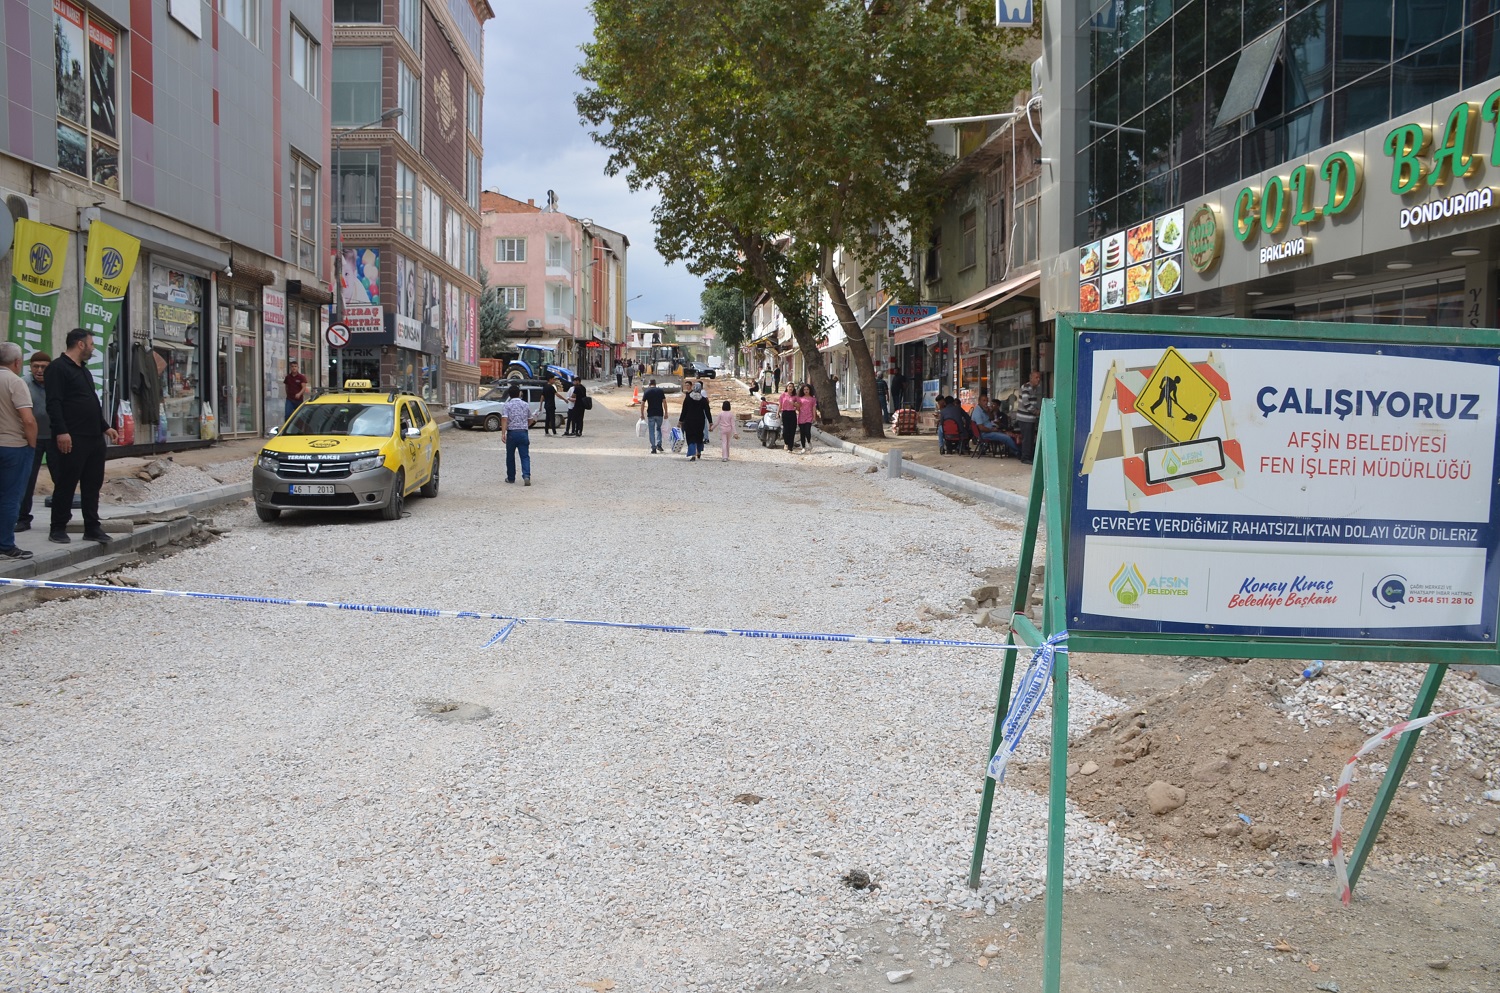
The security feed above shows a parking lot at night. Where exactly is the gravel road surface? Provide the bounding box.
[0,399,1151,991]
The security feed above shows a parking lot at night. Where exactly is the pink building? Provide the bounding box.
[479,191,630,378]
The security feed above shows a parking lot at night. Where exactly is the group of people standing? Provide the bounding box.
[535,375,589,438]
[0,329,121,561]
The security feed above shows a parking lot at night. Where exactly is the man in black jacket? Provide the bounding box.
[45,328,118,544]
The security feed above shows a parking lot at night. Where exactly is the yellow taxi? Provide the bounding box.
[252,380,440,522]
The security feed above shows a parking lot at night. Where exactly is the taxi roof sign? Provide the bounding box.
[341,379,374,390]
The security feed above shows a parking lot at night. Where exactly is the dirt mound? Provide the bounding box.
[1012,657,1500,870]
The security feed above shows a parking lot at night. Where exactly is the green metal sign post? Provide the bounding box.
[970,313,1500,993]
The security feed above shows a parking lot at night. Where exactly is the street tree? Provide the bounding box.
[478,267,513,359]
[578,0,1029,436]
[699,278,752,367]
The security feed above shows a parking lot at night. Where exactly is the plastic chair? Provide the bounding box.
[940,418,964,455]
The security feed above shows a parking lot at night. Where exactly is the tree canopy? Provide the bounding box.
[478,267,513,359]
[578,0,1030,435]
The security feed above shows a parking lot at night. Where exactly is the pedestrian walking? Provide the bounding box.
[1015,369,1043,464]
[890,367,906,411]
[0,342,39,560]
[626,363,634,388]
[560,380,577,436]
[542,375,559,435]
[875,374,890,423]
[678,383,711,460]
[796,384,816,451]
[499,383,532,485]
[45,328,118,545]
[14,351,51,533]
[778,384,798,452]
[569,380,590,436]
[614,361,624,387]
[713,401,739,461]
[640,378,668,453]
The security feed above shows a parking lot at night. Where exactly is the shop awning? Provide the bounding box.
[519,339,560,350]
[891,271,1039,344]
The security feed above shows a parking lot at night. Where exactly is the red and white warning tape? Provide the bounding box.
[1331,702,1499,905]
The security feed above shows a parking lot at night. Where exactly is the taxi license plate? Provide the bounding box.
[290,484,336,495]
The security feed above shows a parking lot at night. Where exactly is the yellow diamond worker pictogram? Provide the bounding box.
[1137,347,1218,443]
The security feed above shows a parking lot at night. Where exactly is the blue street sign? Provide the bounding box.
[996,0,1034,27]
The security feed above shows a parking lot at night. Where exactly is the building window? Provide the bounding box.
[334,149,380,225]
[924,228,941,283]
[1011,177,1039,269]
[331,47,381,126]
[398,0,421,48]
[333,0,381,24]
[289,154,317,271]
[465,222,478,278]
[546,282,573,319]
[499,286,525,310]
[423,186,443,254]
[466,148,480,210]
[466,80,480,138]
[546,234,567,270]
[396,60,420,146]
[960,209,978,271]
[444,208,462,269]
[494,237,526,263]
[289,19,318,95]
[222,0,260,44]
[54,0,120,191]
[396,160,417,239]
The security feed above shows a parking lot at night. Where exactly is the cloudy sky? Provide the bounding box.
[481,3,704,325]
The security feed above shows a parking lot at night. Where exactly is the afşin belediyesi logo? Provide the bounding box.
[1110,564,1148,606]
[1372,574,1407,610]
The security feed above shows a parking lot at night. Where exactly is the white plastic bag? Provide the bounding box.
[635,419,646,437]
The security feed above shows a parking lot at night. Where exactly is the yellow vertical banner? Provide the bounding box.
[81,220,142,390]
[7,218,71,355]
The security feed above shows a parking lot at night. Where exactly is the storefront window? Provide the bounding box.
[290,303,318,388]
[150,263,206,441]
[216,285,260,436]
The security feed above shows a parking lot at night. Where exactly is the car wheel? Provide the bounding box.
[484,413,502,432]
[419,455,440,498]
[256,506,281,522]
[381,470,406,520]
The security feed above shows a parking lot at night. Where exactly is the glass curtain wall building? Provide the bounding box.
[1079,0,1500,244]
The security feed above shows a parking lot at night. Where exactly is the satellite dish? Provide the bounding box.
[545,189,558,211]
[0,209,12,263]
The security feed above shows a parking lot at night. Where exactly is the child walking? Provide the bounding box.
[714,401,740,461]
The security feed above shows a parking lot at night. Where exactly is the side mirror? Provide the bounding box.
[403,427,420,439]
[268,426,280,437]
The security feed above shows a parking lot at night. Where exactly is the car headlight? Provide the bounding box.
[350,455,385,473]
[257,452,279,471]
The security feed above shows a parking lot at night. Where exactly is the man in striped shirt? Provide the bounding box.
[499,384,533,486]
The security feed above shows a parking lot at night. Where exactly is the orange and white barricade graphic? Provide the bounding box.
[1081,347,1244,510]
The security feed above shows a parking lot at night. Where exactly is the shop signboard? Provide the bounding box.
[1068,330,1500,642]
[888,304,939,329]
[994,0,1033,27]
[396,314,422,351]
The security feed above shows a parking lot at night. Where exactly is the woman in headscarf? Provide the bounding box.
[677,381,711,460]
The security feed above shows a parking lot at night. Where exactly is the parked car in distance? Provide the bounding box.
[252,380,440,523]
[450,380,551,431]
[684,360,717,378]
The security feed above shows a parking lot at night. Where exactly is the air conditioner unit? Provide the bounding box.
[526,319,542,329]
[2,188,40,222]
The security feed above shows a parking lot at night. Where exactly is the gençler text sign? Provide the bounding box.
[1068,331,1500,642]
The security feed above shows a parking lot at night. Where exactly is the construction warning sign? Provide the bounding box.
[1068,329,1500,643]
[1136,346,1218,442]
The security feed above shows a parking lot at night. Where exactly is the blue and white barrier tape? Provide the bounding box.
[0,577,1048,655]
[987,631,1069,782]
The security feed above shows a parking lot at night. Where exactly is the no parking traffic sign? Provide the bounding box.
[325,322,350,348]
